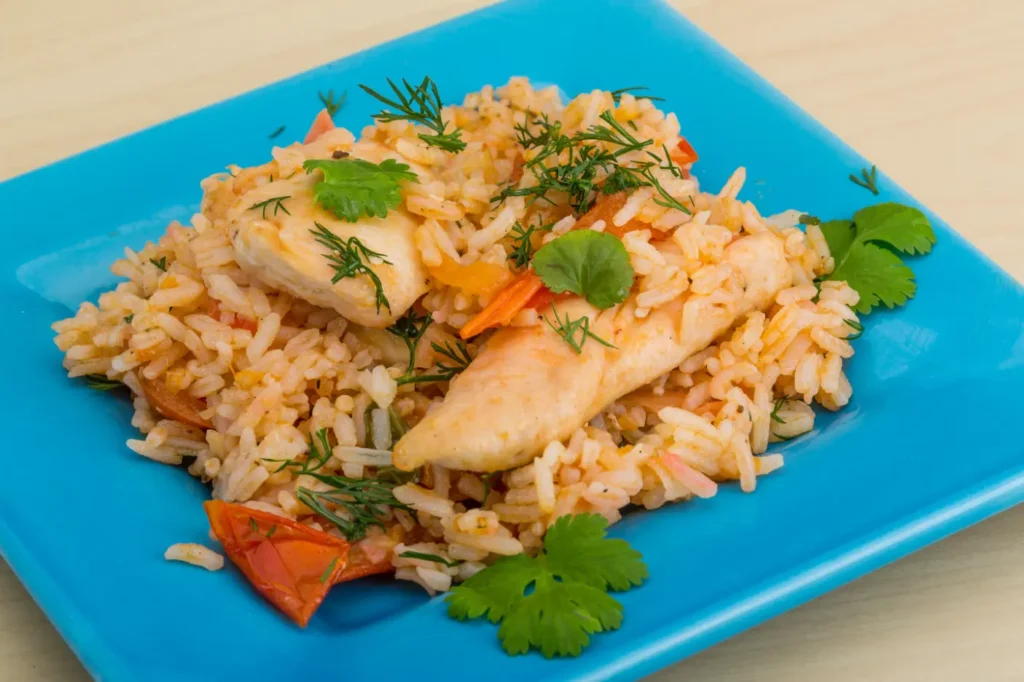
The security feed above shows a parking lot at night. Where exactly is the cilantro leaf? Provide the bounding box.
[851,203,936,255]
[303,158,418,222]
[819,220,855,261]
[445,513,647,658]
[532,231,635,309]
[821,202,935,314]
[831,242,916,312]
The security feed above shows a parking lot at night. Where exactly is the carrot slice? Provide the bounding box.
[303,108,336,144]
[459,270,545,339]
[673,137,699,165]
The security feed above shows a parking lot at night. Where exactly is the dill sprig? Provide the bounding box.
[769,396,791,424]
[268,125,286,139]
[844,318,864,340]
[508,220,552,268]
[266,427,408,541]
[360,77,465,153]
[248,195,291,219]
[150,257,168,272]
[799,214,821,226]
[497,110,689,216]
[84,374,123,391]
[319,556,340,583]
[310,223,391,313]
[849,165,880,195]
[399,551,462,567]
[386,309,473,385]
[319,89,348,118]
[542,306,617,354]
[387,310,433,383]
[265,428,333,475]
[610,86,664,103]
[297,475,408,541]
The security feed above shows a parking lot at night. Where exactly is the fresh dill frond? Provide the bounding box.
[84,374,123,391]
[264,428,334,475]
[610,86,665,103]
[399,551,462,567]
[508,220,552,268]
[430,339,473,378]
[268,125,286,139]
[387,310,433,384]
[319,556,340,583]
[799,214,822,226]
[297,475,408,541]
[770,397,791,424]
[849,165,880,195]
[360,76,465,152]
[150,257,168,272]
[318,89,348,118]
[844,318,864,340]
[542,306,617,355]
[309,223,391,313]
[123,314,134,324]
[248,195,291,219]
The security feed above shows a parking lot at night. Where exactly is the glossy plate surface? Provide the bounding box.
[1,0,1022,679]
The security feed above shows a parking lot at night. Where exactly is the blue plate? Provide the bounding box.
[2,0,1022,679]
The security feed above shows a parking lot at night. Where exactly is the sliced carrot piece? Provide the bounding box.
[303,108,336,144]
[672,137,699,165]
[459,270,545,339]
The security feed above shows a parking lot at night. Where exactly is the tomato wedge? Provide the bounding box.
[672,137,699,165]
[204,501,352,627]
[140,376,212,430]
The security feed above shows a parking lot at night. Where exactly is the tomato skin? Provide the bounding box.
[673,137,699,165]
[204,501,351,627]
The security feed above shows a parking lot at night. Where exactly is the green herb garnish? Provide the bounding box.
[845,318,864,340]
[387,310,433,383]
[388,406,410,440]
[318,89,347,118]
[446,513,648,658]
[543,307,617,355]
[499,110,687,216]
[360,77,465,153]
[320,556,340,584]
[150,257,167,272]
[309,223,391,313]
[304,157,417,223]
[769,397,790,425]
[123,314,134,324]
[248,195,291,219]
[249,517,259,533]
[84,374,123,391]
[820,203,935,313]
[610,86,664,103]
[508,221,552,269]
[268,126,286,139]
[532,230,634,309]
[849,165,880,195]
[799,214,821,226]
[266,524,277,539]
[400,551,461,567]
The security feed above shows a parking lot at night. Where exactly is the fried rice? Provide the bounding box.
[52,77,858,593]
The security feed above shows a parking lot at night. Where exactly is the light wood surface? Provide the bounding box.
[1,1,1022,680]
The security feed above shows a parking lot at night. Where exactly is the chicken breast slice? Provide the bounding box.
[392,232,792,472]
[227,142,429,327]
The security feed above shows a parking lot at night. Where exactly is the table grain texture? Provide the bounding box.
[1,0,1022,680]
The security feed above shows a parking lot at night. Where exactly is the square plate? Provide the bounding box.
[2,0,1023,680]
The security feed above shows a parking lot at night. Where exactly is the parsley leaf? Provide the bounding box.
[445,514,647,658]
[821,203,935,314]
[303,158,417,223]
[532,231,634,309]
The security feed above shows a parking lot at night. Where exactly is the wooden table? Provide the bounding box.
[1,1,1022,679]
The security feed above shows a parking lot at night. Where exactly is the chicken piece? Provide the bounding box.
[227,142,430,327]
[393,232,792,472]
